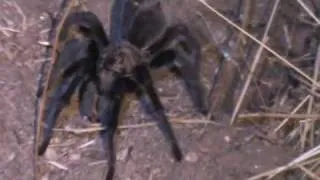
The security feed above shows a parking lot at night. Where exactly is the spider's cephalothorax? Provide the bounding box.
[36,0,206,180]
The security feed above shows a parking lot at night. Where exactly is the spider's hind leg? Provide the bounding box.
[134,65,182,161]
[148,24,208,115]
[97,88,124,180]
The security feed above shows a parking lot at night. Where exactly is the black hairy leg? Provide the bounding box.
[147,24,208,115]
[78,79,98,121]
[38,38,100,155]
[109,0,137,43]
[98,93,123,180]
[57,11,109,47]
[38,74,82,155]
[134,65,182,161]
[127,0,166,48]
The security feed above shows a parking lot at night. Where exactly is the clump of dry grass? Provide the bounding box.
[199,0,320,179]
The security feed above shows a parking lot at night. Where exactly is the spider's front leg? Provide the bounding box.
[38,39,98,155]
[133,65,182,161]
[57,11,109,47]
[38,74,82,155]
[148,24,208,115]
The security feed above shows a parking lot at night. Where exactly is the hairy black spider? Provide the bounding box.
[35,0,207,179]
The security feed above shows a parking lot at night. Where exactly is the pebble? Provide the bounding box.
[45,148,58,161]
[224,135,231,143]
[69,154,81,161]
[185,152,198,163]
[41,173,49,180]
[117,147,130,161]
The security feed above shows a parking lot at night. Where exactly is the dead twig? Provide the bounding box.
[52,118,223,135]
[296,0,320,25]
[230,0,280,125]
[272,95,310,134]
[47,161,69,171]
[301,45,320,150]
[238,112,320,120]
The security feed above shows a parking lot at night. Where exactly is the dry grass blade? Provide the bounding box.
[47,161,69,171]
[0,26,20,33]
[54,126,104,134]
[249,144,320,179]
[298,164,320,180]
[53,118,221,134]
[296,0,320,25]
[88,160,107,166]
[238,111,320,120]
[78,140,95,149]
[230,0,280,125]
[301,45,320,150]
[197,0,318,89]
[12,1,27,31]
[272,95,310,134]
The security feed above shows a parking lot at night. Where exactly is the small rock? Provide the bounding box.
[40,15,46,20]
[224,136,231,143]
[41,173,50,180]
[52,137,61,144]
[117,147,132,161]
[7,153,16,161]
[185,152,198,163]
[69,154,81,161]
[45,148,58,161]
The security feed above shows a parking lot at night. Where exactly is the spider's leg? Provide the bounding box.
[38,74,82,155]
[127,1,166,48]
[78,79,97,121]
[110,0,131,43]
[170,60,208,115]
[58,11,109,46]
[148,24,208,115]
[134,65,182,161]
[97,91,123,180]
[38,39,97,155]
[110,0,140,42]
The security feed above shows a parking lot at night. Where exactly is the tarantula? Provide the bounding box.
[35,0,207,179]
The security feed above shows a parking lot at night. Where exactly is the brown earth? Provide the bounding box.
[0,0,297,180]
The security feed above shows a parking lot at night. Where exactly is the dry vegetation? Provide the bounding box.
[1,0,320,179]
[201,0,320,179]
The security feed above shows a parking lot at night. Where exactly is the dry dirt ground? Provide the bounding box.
[0,0,298,180]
